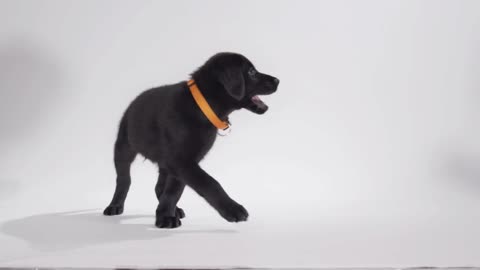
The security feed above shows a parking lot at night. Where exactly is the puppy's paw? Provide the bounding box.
[103,205,124,216]
[155,216,182,229]
[218,201,249,222]
[176,207,186,219]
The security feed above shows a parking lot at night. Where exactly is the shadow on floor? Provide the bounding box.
[1,209,235,252]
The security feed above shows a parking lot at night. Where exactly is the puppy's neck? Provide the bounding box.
[191,76,238,121]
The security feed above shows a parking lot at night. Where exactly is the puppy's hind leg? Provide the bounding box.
[104,118,137,216]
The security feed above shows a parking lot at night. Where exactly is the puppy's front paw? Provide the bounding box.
[218,201,249,222]
[155,216,182,229]
[103,205,124,216]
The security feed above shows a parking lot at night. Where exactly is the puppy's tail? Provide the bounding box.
[116,111,129,147]
[114,109,135,159]
[115,109,147,162]
[118,110,149,163]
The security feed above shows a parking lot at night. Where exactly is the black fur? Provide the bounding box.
[103,52,279,228]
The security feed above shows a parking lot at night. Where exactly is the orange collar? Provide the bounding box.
[187,79,230,130]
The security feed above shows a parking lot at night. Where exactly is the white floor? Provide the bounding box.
[1,183,480,269]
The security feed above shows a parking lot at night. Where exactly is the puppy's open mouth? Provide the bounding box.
[245,95,268,114]
[251,95,267,111]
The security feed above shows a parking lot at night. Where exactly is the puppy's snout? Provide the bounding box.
[273,77,280,86]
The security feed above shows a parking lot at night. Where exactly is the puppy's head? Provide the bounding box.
[198,52,279,114]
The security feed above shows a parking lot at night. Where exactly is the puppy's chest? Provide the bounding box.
[168,124,217,163]
[191,129,217,161]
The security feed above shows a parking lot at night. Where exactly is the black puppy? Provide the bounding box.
[103,52,279,228]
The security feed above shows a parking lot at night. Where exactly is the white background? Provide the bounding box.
[1,0,480,268]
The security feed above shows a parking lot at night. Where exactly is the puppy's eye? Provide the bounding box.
[248,68,257,78]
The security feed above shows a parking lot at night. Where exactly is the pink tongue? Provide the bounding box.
[251,95,267,108]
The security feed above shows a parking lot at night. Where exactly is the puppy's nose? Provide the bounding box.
[273,78,280,86]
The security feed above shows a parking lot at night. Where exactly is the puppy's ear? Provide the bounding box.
[218,68,245,101]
